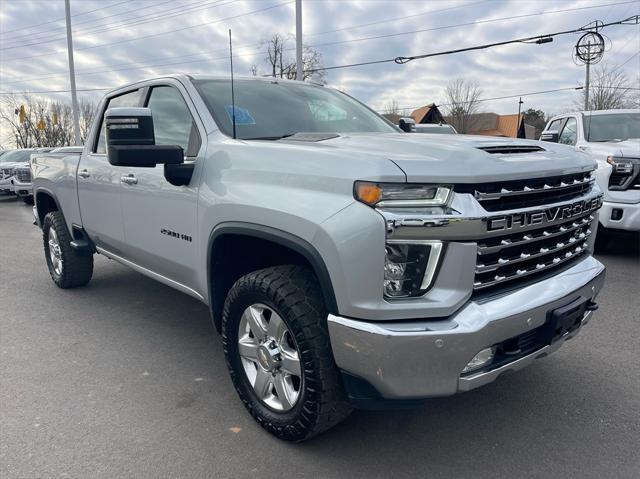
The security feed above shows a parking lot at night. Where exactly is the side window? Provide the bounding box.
[547,119,562,132]
[558,117,577,145]
[146,86,201,156]
[94,89,142,154]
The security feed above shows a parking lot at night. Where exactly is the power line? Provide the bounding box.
[3,1,293,62]
[1,0,187,46]
[0,88,111,96]
[4,0,631,85]
[306,2,638,52]
[0,0,134,36]
[306,15,640,72]
[382,85,640,112]
[306,0,488,37]
[0,0,237,51]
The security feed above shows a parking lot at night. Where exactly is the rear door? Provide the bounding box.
[77,89,143,254]
[119,82,204,291]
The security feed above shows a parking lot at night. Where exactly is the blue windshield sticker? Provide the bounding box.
[225,106,256,125]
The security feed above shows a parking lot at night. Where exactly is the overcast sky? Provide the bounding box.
[0,0,638,124]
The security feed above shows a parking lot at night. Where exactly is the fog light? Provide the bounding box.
[462,347,495,374]
[384,240,443,298]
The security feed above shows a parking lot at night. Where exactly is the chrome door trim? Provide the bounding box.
[96,246,205,302]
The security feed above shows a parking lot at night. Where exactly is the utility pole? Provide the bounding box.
[295,0,303,81]
[584,41,591,110]
[517,97,524,138]
[64,0,81,145]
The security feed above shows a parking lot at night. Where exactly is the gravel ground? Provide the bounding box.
[1,195,639,479]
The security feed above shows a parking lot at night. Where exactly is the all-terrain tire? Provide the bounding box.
[43,211,93,288]
[222,265,352,441]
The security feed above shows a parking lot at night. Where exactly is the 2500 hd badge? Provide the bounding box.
[487,196,603,232]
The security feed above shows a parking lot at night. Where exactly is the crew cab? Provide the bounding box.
[32,75,605,441]
[541,109,639,235]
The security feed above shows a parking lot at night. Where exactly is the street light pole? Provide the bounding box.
[295,0,303,80]
[64,0,81,145]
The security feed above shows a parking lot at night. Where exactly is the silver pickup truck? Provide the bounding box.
[32,75,605,441]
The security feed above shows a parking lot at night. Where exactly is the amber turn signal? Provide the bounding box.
[355,182,382,206]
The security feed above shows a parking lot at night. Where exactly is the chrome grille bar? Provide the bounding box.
[477,214,593,255]
[475,176,593,201]
[474,242,589,290]
[476,228,591,273]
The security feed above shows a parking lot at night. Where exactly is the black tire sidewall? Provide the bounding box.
[224,289,315,431]
[43,213,64,285]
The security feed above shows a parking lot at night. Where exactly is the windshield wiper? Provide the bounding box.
[590,139,625,142]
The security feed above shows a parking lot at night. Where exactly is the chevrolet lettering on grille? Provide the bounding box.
[486,196,603,232]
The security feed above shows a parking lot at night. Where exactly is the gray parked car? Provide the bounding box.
[32,75,605,441]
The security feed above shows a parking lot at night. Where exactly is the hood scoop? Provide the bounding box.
[478,145,545,154]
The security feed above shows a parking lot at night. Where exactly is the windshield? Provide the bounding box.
[194,79,396,139]
[0,149,32,163]
[585,113,640,142]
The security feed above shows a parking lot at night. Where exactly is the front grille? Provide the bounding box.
[1,168,12,177]
[477,145,545,154]
[456,172,593,212]
[14,168,31,182]
[474,213,593,291]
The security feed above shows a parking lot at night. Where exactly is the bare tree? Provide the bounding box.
[443,79,483,133]
[578,64,635,110]
[254,33,326,84]
[383,99,400,116]
[0,94,96,148]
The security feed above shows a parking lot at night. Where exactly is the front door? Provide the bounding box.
[77,89,143,254]
[119,84,204,291]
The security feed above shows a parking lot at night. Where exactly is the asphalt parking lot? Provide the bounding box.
[1,195,639,479]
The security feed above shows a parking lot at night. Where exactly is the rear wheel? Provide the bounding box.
[43,211,93,288]
[222,265,352,441]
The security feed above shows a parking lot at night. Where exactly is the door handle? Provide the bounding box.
[120,174,138,185]
[78,169,90,179]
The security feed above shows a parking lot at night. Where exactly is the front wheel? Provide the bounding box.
[43,211,93,288]
[222,265,352,441]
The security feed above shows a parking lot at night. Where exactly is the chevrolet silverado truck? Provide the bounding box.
[541,109,639,237]
[32,75,605,441]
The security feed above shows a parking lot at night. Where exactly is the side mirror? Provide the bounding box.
[398,117,416,133]
[105,107,183,167]
[539,130,559,143]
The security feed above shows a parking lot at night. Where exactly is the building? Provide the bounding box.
[446,113,535,139]
[409,104,446,124]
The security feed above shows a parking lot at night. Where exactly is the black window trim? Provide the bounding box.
[558,116,578,146]
[143,84,202,159]
[91,88,145,155]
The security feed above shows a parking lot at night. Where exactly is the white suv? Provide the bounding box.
[541,109,640,234]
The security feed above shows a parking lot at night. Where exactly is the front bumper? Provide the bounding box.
[10,179,33,196]
[328,255,605,401]
[599,200,640,231]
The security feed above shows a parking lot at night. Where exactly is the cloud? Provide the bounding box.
[0,0,638,143]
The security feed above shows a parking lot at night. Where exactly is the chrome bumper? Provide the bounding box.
[328,255,605,400]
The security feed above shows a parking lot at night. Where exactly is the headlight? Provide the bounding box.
[384,240,443,298]
[606,156,634,174]
[355,181,451,208]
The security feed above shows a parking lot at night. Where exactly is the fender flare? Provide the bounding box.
[207,222,339,324]
[34,187,64,228]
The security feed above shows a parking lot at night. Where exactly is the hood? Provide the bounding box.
[583,138,640,160]
[280,133,596,183]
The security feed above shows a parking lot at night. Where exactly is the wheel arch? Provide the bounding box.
[207,222,339,332]
[34,188,63,228]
